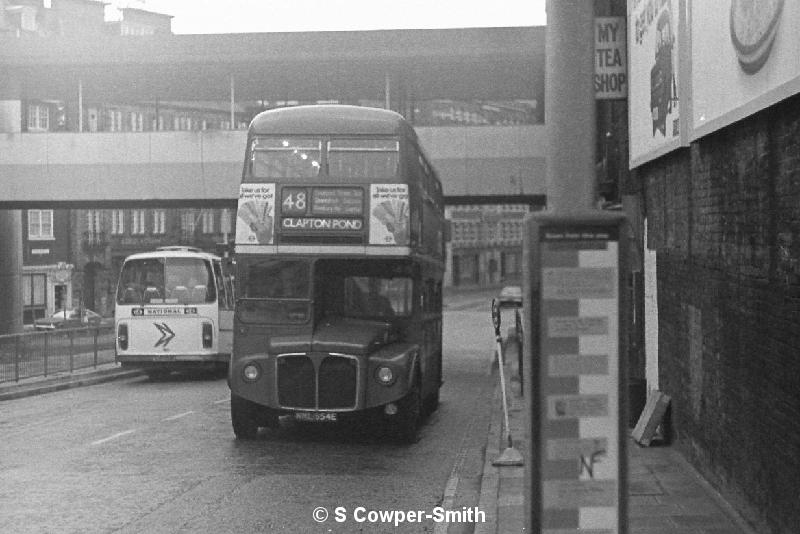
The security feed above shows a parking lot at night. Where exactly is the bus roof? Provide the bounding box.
[248,105,417,138]
[122,248,221,262]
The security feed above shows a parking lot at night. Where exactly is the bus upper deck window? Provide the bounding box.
[328,139,399,179]
[250,137,321,179]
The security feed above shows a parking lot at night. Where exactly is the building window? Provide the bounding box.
[111,210,125,235]
[28,210,53,240]
[27,104,49,131]
[201,209,215,234]
[86,210,102,234]
[131,209,147,235]
[107,109,124,132]
[181,210,197,237]
[85,210,103,244]
[23,274,47,325]
[153,210,166,235]
[219,209,232,235]
[130,111,144,132]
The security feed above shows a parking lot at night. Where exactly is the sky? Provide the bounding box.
[107,0,547,34]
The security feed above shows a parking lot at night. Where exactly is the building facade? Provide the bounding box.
[21,208,72,323]
[445,203,539,287]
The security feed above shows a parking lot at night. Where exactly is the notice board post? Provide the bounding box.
[523,211,628,534]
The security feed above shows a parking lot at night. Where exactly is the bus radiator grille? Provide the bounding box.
[318,356,358,409]
[277,355,316,408]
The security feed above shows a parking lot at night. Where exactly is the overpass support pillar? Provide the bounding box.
[0,210,23,334]
[545,0,597,211]
[0,80,24,333]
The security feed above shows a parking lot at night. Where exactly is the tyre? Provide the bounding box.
[262,409,280,429]
[424,359,442,415]
[393,381,421,444]
[231,393,261,439]
[424,386,440,415]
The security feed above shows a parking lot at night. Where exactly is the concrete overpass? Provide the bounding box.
[1,26,543,104]
[0,125,545,207]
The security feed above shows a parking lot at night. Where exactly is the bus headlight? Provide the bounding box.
[242,363,261,382]
[375,366,395,386]
[117,324,128,350]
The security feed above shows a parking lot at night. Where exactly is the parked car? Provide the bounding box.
[34,308,105,330]
[498,285,523,308]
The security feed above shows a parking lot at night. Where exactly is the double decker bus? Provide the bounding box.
[230,105,446,442]
[115,246,235,379]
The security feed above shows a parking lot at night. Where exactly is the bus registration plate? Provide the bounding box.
[295,411,337,422]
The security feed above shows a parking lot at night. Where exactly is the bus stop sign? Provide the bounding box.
[523,211,628,534]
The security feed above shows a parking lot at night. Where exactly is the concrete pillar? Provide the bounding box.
[78,78,83,132]
[545,0,597,212]
[0,73,23,133]
[0,101,21,133]
[230,74,235,129]
[0,211,24,334]
[384,72,391,110]
[0,72,24,333]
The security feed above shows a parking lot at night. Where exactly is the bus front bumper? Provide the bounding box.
[116,353,229,364]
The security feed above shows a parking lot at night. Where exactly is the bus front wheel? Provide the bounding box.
[393,382,421,444]
[231,393,261,439]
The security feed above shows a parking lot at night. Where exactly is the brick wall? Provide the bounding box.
[642,94,800,534]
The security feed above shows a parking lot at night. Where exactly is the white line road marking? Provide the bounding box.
[213,398,230,405]
[434,387,483,534]
[162,411,194,421]
[91,429,135,446]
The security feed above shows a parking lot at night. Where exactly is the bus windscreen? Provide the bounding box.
[237,259,311,324]
[117,257,215,305]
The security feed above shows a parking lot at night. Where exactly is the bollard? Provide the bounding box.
[44,333,49,377]
[491,298,524,467]
[69,330,74,373]
[515,308,524,393]
[14,335,20,382]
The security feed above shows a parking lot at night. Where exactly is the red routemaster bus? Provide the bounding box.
[229,105,446,443]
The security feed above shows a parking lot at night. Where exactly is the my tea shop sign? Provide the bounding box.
[595,17,627,99]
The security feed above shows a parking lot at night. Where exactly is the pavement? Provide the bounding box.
[475,339,761,534]
[0,361,143,402]
[0,294,760,534]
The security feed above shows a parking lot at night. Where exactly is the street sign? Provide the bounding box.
[595,17,627,99]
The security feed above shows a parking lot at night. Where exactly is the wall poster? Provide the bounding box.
[628,0,689,167]
[691,0,800,139]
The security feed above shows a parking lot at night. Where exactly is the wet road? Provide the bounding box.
[0,300,497,534]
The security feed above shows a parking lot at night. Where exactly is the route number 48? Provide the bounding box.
[281,187,308,216]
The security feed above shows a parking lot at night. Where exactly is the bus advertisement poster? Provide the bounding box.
[236,183,276,245]
[369,183,409,245]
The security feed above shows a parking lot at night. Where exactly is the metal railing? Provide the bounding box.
[0,326,116,384]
